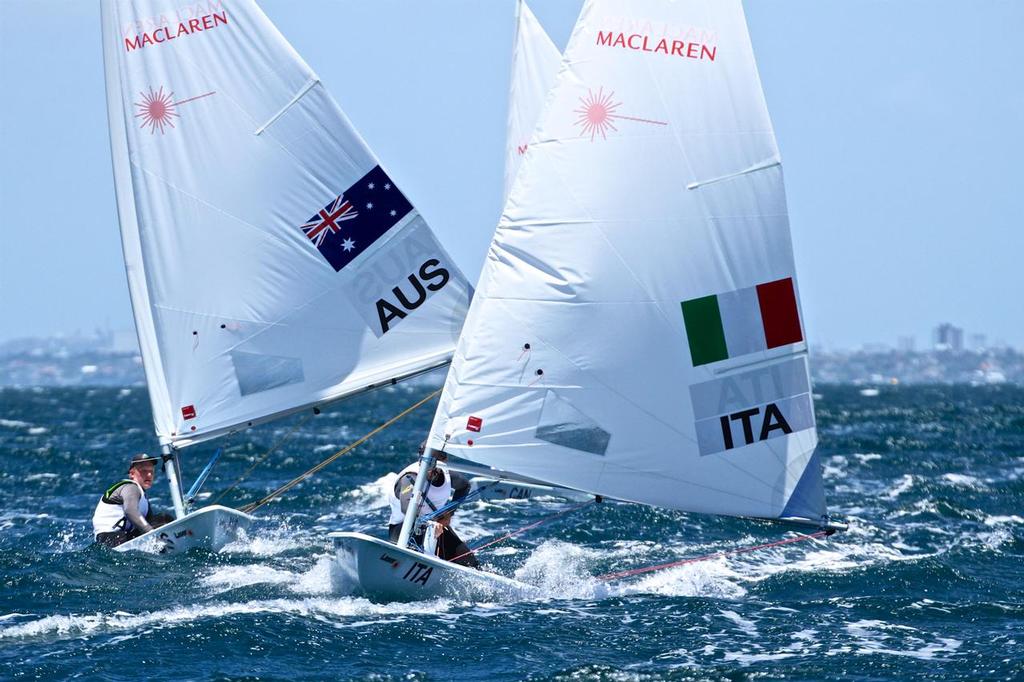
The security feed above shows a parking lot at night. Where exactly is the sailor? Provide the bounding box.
[92,453,171,548]
[387,442,479,567]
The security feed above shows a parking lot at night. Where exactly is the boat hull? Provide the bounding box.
[328,531,536,601]
[115,505,253,554]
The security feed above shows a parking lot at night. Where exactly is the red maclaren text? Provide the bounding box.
[596,30,716,61]
[124,11,228,52]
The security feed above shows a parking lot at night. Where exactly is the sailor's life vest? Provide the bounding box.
[92,479,150,537]
[387,463,453,526]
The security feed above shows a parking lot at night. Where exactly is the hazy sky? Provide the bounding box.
[1,0,1021,349]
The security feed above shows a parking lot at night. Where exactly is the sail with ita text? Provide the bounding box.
[428,0,830,526]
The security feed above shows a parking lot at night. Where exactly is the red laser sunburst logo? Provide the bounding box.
[134,87,216,135]
[573,87,668,142]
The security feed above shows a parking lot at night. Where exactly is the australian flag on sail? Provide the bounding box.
[300,165,413,272]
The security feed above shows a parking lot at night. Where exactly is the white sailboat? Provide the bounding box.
[101,0,471,552]
[331,0,844,600]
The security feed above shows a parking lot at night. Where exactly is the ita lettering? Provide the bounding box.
[718,402,793,451]
[402,561,433,586]
[375,259,451,335]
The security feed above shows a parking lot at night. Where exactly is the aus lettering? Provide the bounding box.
[718,402,792,450]
[375,259,450,334]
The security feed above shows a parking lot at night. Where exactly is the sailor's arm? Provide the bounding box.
[120,485,154,533]
[450,471,471,501]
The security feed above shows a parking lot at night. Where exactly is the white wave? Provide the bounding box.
[841,619,962,660]
[940,473,987,490]
[201,564,295,592]
[0,596,457,642]
[0,419,32,428]
[334,472,394,514]
[513,540,609,600]
[984,514,1024,526]
[221,525,317,556]
[886,474,915,499]
[27,427,48,435]
[25,473,59,481]
[854,453,882,464]
[617,558,747,599]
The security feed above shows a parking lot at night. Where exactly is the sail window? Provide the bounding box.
[534,390,610,456]
[230,350,305,396]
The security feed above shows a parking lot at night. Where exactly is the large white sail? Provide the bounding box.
[504,0,562,203]
[429,0,826,523]
[101,1,472,447]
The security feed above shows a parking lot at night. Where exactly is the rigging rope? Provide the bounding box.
[595,529,831,582]
[239,388,442,515]
[213,411,314,506]
[448,499,596,564]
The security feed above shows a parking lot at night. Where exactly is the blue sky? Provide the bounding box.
[1,0,1021,349]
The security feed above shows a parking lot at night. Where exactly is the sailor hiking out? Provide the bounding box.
[387,442,479,568]
[92,454,172,548]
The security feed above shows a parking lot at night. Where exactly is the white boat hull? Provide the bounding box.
[115,505,253,554]
[328,531,537,601]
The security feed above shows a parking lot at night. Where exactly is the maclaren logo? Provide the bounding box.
[124,9,229,52]
[596,30,717,61]
[574,87,667,141]
[135,87,215,134]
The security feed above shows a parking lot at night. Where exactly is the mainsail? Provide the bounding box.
[504,0,562,203]
[101,0,471,448]
[429,0,827,524]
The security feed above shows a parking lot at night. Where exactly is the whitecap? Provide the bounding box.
[940,473,987,490]
[0,597,458,642]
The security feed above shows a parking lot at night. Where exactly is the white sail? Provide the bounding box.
[101,0,472,447]
[429,0,827,524]
[504,0,562,202]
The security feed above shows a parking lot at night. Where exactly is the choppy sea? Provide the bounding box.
[1,379,1021,681]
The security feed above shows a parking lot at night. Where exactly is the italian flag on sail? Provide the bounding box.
[681,277,803,366]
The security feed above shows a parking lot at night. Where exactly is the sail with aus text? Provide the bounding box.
[429,0,827,524]
[102,0,471,448]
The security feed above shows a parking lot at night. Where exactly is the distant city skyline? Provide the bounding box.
[2,1,1022,347]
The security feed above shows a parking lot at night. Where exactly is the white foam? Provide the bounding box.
[221,526,314,556]
[940,473,987,490]
[886,474,915,499]
[27,427,48,435]
[513,540,608,599]
[841,619,962,660]
[0,597,457,642]
[201,565,295,592]
[0,419,31,428]
[985,514,1024,526]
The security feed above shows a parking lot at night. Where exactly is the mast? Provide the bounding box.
[395,447,439,548]
[160,443,187,520]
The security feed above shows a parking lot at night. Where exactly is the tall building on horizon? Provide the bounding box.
[934,323,964,352]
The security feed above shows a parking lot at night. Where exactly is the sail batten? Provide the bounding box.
[429,0,828,523]
[102,0,471,446]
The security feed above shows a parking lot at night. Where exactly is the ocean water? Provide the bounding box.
[1,380,1021,681]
